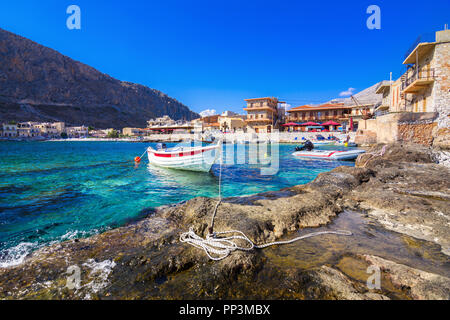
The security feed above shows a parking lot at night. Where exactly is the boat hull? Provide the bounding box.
[293,149,365,160]
[311,140,336,146]
[147,144,220,172]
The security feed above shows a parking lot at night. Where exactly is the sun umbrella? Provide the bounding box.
[321,121,341,126]
[301,122,321,126]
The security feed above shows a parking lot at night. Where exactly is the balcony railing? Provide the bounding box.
[403,33,435,61]
[401,68,435,91]
[286,115,350,122]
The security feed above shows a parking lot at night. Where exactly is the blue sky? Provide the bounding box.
[0,0,448,114]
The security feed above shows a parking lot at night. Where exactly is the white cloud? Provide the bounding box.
[199,109,217,117]
[339,87,356,97]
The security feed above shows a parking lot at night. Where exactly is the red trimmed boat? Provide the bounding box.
[292,149,365,161]
[147,142,221,172]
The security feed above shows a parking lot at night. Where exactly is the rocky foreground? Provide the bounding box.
[0,144,449,300]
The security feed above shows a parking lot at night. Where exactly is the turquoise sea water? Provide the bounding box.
[0,141,354,267]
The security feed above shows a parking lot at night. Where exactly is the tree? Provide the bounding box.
[61,132,68,139]
[107,130,119,138]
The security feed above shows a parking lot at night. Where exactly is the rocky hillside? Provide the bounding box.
[0,28,198,128]
[328,82,383,106]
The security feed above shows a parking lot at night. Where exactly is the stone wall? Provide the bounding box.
[355,112,439,146]
[398,122,437,146]
[433,40,450,128]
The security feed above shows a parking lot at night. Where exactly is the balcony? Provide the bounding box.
[401,68,435,94]
[403,33,437,64]
[246,117,273,123]
[244,105,276,112]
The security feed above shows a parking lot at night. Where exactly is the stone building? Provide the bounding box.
[66,126,88,138]
[122,128,147,137]
[218,115,246,132]
[17,122,40,137]
[147,115,176,127]
[400,29,449,127]
[357,28,450,146]
[287,103,352,123]
[243,97,279,133]
[1,123,17,137]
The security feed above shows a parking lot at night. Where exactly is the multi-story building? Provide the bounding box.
[34,122,65,138]
[371,28,449,129]
[147,115,177,127]
[1,123,17,137]
[66,126,88,138]
[17,122,40,137]
[243,97,279,133]
[400,29,449,127]
[287,103,353,123]
[191,115,220,132]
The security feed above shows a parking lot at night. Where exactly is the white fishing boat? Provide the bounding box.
[293,149,366,161]
[147,142,221,172]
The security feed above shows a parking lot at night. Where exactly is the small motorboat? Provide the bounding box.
[147,142,221,172]
[335,141,358,147]
[310,140,336,146]
[293,149,366,161]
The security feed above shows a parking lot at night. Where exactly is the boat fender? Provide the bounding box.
[134,156,141,163]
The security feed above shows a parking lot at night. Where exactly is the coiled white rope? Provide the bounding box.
[180,228,353,261]
[179,138,353,261]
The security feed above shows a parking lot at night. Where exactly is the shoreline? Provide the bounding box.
[0,143,449,299]
[1,131,358,144]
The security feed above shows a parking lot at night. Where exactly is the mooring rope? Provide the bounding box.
[180,229,353,261]
[180,139,353,261]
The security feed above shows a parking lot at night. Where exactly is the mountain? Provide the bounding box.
[0,28,199,128]
[326,82,383,106]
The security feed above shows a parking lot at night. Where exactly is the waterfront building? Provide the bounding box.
[399,29,450,127]
[218,115,246,132]
[375,29,450,125]
[2,123,18,137]
[34,122,65,138]
[122,128,147,137]
[287,103,352,130]
[17,122,40,137]
[191,115,220,132]
[375,80,392,115]
[147,115,176,127]
[356,28,450,146]
[243,97,280,133]
[66,126,88,138]
[221,110,240,117]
